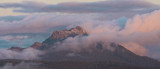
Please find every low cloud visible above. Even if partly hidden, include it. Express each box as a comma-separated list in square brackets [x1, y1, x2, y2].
[0, 14, 90, 35]
[52, 9, 160, 57]
[84, 10, 160, 57]
[0, 48, 42, 60]
[0, 62, 34, 69]
[121, 42, 148, 56]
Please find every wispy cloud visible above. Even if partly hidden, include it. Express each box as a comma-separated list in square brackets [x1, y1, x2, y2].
[0, 13, 102, 35]
[1, 35, 29, 41]
[0, 1, 159, 14]
[0, 16, 25, 22]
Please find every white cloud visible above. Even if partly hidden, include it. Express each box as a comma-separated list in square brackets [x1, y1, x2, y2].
[59, 9, 160, 57]
[0, 14, 96, 35]
[0, 62, 34, 69]
[0, 48, 42, 60]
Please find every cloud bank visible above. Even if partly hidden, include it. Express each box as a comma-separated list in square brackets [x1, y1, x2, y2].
[0, 14, 89, 35]
[52, 9, 160, 57]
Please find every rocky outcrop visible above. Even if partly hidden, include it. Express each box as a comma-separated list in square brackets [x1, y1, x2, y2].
[31, 42, 44, 49]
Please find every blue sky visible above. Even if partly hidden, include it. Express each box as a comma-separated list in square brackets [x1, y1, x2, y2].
[0, 0, 160, 59]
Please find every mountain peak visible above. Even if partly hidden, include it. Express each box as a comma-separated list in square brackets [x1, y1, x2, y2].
[70, 26, 83, 31]
[51, 26, 86, 39]
[7, 26, 160, 67]
[43, 26, 87, 45]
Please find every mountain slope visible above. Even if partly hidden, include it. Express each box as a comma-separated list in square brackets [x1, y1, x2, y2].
[30, 26, 160, 66]
[8, 26, 160, 67]
[32, 26, 88, 50]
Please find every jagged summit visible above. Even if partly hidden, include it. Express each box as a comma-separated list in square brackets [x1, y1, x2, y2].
[43, 26, 87, 45]
[27, 26, 87, 50]
[51, 26, 86, 39]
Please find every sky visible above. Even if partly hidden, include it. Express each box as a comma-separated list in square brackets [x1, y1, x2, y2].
[0, 0, 159, 16]
[0, 0, 101, 16]
[0, 0, 160, 60]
